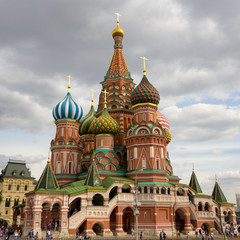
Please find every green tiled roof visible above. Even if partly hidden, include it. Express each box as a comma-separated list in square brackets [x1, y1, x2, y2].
[212, 181, 227, 203]
[189, 171, 202, 193]
[35, 161, 59, 190]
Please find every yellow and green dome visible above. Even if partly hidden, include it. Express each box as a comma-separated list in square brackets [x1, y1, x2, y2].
[92, 108, 119, 135]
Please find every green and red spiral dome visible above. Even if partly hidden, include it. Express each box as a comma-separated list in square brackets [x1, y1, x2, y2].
[131, 75, 160, 106]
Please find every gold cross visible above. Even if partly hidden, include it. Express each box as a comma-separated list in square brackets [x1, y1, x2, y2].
[140, 56, 149, 75]
[48, 151, 50, 163]
[66, 75, 72, 92]
[102, 89, 109, 108]
[91, 89, 95, 106]
[192, 163, 194, 172]
[115, 13, 121, 23]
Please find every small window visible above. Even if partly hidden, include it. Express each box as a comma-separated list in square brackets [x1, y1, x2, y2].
[17, 185, 20, 191]
[5, 211, 8, 215]
[161, 187, 166, 194]
[69, 162, 72, 174]
[12, 170, 17, 176]
[168, 188, 171, 195]
[25, 185, 28, 191]
[8, 184, 11, 190]
[156, 187, 159, 194]
[144, 186, 148, 194]
[150, 187, 154, 194]
[20, 171, 25, 177]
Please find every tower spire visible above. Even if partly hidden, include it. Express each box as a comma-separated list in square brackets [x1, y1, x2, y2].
[102, 89, 109, 109]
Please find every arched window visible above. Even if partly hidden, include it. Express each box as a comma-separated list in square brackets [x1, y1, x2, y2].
[122, 184, 131, 193]
[144, 186, 148, 194]
[8, 184, 11, 190]
[204, 202, 209, 211]
[168, 188, 171, 195]
[156, 187, 159, 194]
[198, 202, 203, 211]
[150, 187, 154, 194]
[177, 188, 184, 196]
[92, 194, 104, 206]
[138, 187, 142, 194]
[161, 187, 166, 194]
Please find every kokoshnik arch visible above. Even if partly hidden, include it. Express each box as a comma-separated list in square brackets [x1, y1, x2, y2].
[15, 17, 236, 238]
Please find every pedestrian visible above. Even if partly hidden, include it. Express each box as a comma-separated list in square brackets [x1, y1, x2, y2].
[84, 232, 90, 240]
[210, 232, 213, 240]
[195, 228, 198, 238]
[163, 231, 166, 240]
[76, 228, 79, 239]
[160, 232, 163, 240]
[0, 230, 2, 240]
[34, 232, 39, 240]
[131, 227, 135, 236]
[177, 230, 180, 238]
[79, 234, 82, 240]
[187, 232, 190, 240]
[199, 229, 202, 236]
[46, 230, 51, 240]
[14, 230, 18, 240]
[140, 231, 143, 240]
[55, 222, 58, 231]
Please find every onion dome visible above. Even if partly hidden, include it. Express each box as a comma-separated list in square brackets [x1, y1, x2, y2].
[112, 21, 124, 38]
[131, 75, 160, 106]
[79, 105, 96, 135]
[164, 129, 172, 144]
[157, 111, 170, 129]
[91, 108, 119, 135]
[52, 79, 83, 121]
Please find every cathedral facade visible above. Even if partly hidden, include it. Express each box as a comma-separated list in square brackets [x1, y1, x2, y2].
[21, 19, 236, 237]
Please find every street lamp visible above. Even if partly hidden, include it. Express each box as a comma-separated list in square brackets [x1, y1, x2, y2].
[132, 168, 144, 240]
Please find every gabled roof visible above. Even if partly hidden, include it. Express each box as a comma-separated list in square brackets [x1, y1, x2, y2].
[212, 181, 227, 203]
[0, 160, 33, 179]
[189, 171, 202, 193]
[35, 160, 59, 190]
[84, 158, 102, 187]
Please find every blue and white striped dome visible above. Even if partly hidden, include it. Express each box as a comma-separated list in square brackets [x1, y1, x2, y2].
[52, 92, 83, 121]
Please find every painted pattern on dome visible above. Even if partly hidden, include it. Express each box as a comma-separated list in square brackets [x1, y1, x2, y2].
[131, 76, 160, 105]
[79, 105, 96, 135]
[92, 108, 119, 135]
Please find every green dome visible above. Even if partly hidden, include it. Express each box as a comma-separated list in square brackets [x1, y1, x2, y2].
[92, 108, 119, 135]
[79, 105, 96, 135]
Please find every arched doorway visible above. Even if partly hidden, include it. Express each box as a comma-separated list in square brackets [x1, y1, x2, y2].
[175, 209, 186, 232]
[110, 207, 117, 235]
[51, 203, 60, 231]
[201, 223, 210, 233]
[69, 197, 81, 217]
[122, 207, 134, 234]
[92, 223, 104, 236]
[41, 203, 51, 230]
[109, 186, 118, 201]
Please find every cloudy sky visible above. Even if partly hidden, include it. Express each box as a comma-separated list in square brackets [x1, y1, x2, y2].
[0, 0, 239, 203]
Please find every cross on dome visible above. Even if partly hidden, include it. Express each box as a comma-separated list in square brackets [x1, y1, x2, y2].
[115, 12, 121, 23]
[102, 89, 109, 108]
[140, 56, 149, 75]
[66, 75, 72, 92]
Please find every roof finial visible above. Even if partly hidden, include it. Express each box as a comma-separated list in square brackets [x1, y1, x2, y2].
[140, 56, 149, 76]
[215, 174, 218, 183]
[102, 89, 109, 109]
[192, 163, 194, 172]
[115, 12, 121, 24]
[48, 151, 50, 163]
[91, 89, 95, 106]
[66, 75, 72, 92]
[92, 151, 95, 162]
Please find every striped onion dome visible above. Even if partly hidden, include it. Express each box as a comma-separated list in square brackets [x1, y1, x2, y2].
[91, 108, 119, 135]
[157, 111, 170, 129]
[52, 92, 83, 121]
[79, 105, 96, 135]
[131, 75, 160, 106]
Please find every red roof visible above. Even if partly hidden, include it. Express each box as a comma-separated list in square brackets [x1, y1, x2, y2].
[157, 111, 170, 129]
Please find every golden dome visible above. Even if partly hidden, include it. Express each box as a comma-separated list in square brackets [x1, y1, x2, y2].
[112, 21, 124, 38]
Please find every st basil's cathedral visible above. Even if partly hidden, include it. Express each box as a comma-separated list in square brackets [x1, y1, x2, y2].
[16, 18, 236, 238]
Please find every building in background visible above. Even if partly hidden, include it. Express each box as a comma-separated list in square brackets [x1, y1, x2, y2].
[0, 160, 36, 226]
[21, 18, 237, 238]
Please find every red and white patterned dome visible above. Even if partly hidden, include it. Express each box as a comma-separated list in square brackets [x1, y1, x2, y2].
[157, 111, 170, 129]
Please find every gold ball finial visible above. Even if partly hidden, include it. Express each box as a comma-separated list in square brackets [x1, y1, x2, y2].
[47, 151, 50, 163]
[66, 75, 72, 92]
[91, 89, 95, 106]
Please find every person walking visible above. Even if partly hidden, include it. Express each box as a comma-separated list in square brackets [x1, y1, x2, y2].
[140, 232, 143, 240]
[14, 230, 18, 240]
[160, 232, 163, 240]
[34, 232, 39, 240]
[163, 231, 166, 240]
[187, 232, 190, 240]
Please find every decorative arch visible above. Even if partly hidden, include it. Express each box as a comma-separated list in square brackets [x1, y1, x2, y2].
[92, 194, 104, 206]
